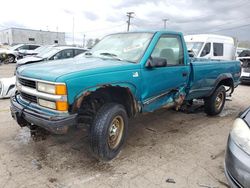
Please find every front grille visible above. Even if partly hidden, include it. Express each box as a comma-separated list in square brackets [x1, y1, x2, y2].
[20, 92, 37, 103]
[18, 77, 36, 89]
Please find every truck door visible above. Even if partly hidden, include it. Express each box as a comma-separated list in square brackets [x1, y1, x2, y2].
[141, 34, 189, 112]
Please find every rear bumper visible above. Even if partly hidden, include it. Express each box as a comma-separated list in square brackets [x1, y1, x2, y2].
[10, 94, 77, 134]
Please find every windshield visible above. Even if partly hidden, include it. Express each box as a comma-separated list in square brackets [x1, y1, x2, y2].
[239, 50, 250, 57]
[36, 47, 60, 58]
[186, 42, 204, 56]
[34, 45, 52, 53]
[86, 33, 153, 63]
[9, 44, 23, 51]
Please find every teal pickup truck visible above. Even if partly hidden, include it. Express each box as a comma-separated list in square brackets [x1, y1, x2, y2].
[11, 31, 241, 160]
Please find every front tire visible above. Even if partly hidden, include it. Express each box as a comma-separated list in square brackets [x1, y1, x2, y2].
[4, 54, 15, 64]
[90, 103, 128, 161]
[204, 85, 226, 116]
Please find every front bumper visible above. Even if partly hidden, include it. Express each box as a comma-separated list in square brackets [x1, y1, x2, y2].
[10, 94, 77, 134]
[240, 76, 250, 83]
[224, 136, 250, 188]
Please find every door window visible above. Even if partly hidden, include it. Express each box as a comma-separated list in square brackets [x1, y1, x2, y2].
[200, 43, 211, 57]
[51, 49, 74, 60]
[74, 49, 85, 56]
[151, 35, 184, 66]
[213, 43, 223, 56]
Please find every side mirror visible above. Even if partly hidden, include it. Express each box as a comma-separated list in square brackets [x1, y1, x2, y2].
[145, 56, 167, 68]
[188, 50, 195, 58]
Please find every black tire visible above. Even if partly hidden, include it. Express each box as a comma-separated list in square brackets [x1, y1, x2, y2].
[90, 103, 128, 161]
[4, 54, 15, 64]
[204, 85, 226, 116]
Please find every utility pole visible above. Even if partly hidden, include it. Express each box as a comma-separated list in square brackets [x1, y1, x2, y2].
[72, 16, 75, 45]
[83, 34, 86, 48]
[163, 18, 168, 29]
[126, 12, 134, 32]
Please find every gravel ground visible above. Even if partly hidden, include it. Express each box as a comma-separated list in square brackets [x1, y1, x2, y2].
[0, 63, 249, 188]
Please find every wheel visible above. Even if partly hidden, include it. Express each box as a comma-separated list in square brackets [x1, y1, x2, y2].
[90, 103, 128, 161]
[4, 54, 15, 64]
[204, 85, 226, 116]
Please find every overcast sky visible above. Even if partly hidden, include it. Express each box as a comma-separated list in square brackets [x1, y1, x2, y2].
[0, 0, 249, 44]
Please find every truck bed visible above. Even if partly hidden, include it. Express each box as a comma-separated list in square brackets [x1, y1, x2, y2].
[186, 59, 241, 100]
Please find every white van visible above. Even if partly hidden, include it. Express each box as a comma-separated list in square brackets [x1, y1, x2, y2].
[184, 34, 237, 60]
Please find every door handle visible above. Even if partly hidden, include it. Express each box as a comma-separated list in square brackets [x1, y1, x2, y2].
[182, 72, 188, 77]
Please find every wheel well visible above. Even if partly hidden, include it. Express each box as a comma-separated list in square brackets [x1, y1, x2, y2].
[8, 54, 15, 57]
[218, 78, 233, 87]
[75, 86, 138, 125]
[217, 78, 234, 94]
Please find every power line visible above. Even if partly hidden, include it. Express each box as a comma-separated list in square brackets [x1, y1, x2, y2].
[212, 23, 250, 32]
[185, 15, 250, 33]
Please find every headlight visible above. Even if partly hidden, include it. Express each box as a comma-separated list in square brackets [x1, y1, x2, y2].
[37, 82, 67, 95]
[38, 98, 68, 111]
[38, 99, 56, 109]
[230, 118, 250, 155]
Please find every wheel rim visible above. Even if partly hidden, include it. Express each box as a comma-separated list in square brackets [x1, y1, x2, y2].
[108, 115, 124, 149]
[215, 91, 224, 110]
[8, 56, 14, 63]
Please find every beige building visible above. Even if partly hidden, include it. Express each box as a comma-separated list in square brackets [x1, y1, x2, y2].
[0, 28, 66, 45]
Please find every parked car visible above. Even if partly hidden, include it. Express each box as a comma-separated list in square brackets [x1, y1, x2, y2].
[0, 46, 86, 99]
[0, 44, 41, 63]
[19, 45, 58, 58]
[0, 76, 16, 99]
[16, 46, 86, 67]
[237, 50, 250, 83]
[185, 34, 237, 60]
[236, 47, 249, 58]
[11, 31, 241, 161]
[225, 107, 250, 188]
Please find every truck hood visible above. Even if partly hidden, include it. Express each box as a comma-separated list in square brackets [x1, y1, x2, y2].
[17, 56, 43, 65]
[17, 57, 138, 82]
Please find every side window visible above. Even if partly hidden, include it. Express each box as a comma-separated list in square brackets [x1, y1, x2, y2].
[200, 43, 211, 57]
[50, 51, 62, 60]
[62, 49, 74, 58]
[74, 49, 85, 56]
[213, 43, 223, 56]
[151, 35, 184, 66]
[51, 49, 74, 60]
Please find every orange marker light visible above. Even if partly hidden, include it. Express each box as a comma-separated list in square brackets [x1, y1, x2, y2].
[56, 85, 67, 95]
[56, 101, 68, 111]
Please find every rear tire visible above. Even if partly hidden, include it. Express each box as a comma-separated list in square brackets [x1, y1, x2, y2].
[204, 85, 226, 116]
[90, 103, 128, 161]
